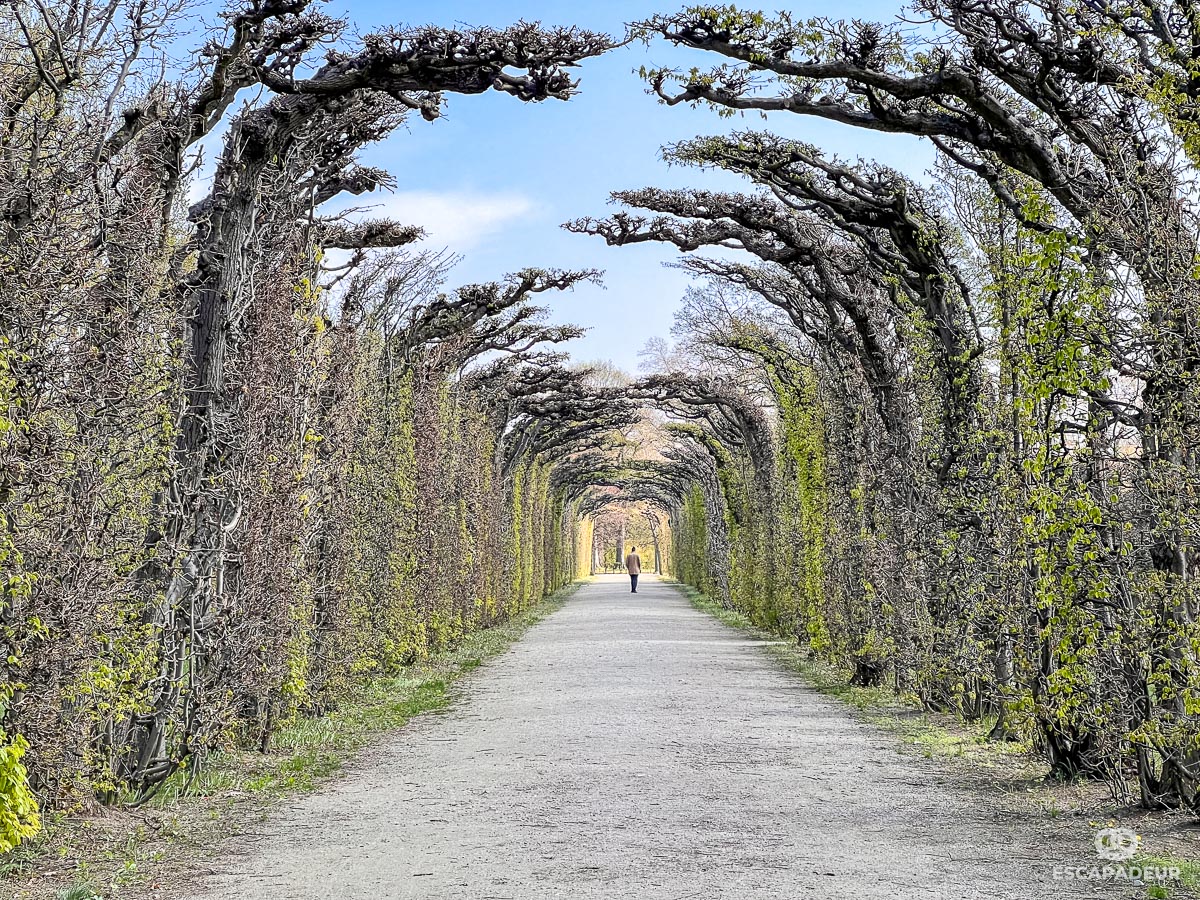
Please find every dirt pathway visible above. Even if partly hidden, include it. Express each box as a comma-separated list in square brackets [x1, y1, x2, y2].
[185, 575, 1136, 899]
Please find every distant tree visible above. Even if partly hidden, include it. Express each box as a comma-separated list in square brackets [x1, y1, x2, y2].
[637, 336, 688, 374]
[579, 359, 634, 389]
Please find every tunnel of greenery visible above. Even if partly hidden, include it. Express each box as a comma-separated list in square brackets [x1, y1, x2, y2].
[8, 0, 1200, 858]
[565, 1, 1200, 819]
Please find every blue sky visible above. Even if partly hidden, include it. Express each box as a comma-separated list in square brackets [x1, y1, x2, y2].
[324, 0, 932, 371]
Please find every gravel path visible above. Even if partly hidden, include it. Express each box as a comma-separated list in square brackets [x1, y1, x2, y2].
[186, 575, 1135, 899]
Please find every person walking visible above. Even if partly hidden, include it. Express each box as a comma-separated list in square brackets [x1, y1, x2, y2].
[625, 545, 642, 593]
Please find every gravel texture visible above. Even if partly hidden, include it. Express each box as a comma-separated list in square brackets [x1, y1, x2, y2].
[185, 574, 1136, 899]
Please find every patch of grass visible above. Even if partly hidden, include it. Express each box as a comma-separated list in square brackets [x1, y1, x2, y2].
[1137, 854, 1200, 898]
[4, 583, 579, 899]
[56, 883, 101, 900]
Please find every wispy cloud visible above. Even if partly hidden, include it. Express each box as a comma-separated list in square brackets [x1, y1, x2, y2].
[368, 190, 538, 252]
[186, 178, 537, 255]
